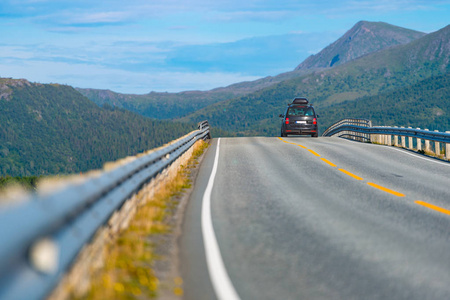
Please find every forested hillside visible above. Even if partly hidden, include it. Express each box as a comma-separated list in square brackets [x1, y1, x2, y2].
[180, 24, 450, 136]
[0, 79, 196, 177]
[76, 88, 240, 120]
[320, 73, 450, 131]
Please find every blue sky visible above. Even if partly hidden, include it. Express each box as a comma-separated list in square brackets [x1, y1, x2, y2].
[0, 0, 449, 94]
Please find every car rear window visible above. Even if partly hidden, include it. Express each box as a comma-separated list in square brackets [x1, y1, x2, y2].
[287, 106, 314, 117]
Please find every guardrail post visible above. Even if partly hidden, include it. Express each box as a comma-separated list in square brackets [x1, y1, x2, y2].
[446, 131, 450, 160]
[393, 129, 399, 147]
[387, 134, 392, 146]
[400, 127, 406, 148]
[434, 130, 440, 156]
[368, 120, 372, 142]
[424, 129, 431, 153]
[416, 128, 422, 151]
[408, 127, 413, 149]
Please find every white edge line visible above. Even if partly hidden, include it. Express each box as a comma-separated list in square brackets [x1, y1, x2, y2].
[201, 138, 241, 300]
[386, 146, 450, 167]
[340, 138, 450, 167]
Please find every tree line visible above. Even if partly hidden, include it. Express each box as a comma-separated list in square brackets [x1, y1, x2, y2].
[0, 82, 196, 177]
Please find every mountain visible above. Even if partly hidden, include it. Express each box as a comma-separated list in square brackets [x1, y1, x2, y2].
[0, 79, 195, 177]
[180, 24, 450, 136]
[295, 21, 425, 70]
[79, 21, 424, 121]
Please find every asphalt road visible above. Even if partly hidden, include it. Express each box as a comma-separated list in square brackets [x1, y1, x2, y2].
[180, 137, 450, 300]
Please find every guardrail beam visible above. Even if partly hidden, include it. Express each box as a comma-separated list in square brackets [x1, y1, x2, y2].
[0, 121, 211, 300]
[322, 119, 450, 161]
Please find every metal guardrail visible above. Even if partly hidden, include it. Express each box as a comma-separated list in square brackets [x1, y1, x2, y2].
[0, 121, 210, 300]
[322, 118, 450, 143]
[321, 118, 372, 139]
[322, 118, 450, 158]
[198, 120, 212, 139]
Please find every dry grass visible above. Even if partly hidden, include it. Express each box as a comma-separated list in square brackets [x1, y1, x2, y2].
[77, 140, 209, 300]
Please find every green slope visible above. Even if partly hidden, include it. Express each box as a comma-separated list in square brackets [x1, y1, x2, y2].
[320, 73, 450, 132]
[0, 79, 196, 177]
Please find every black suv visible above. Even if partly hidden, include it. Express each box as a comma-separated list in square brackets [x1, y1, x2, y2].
[279, 97, 318, 137]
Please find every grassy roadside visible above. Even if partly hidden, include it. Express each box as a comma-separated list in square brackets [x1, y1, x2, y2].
[79, 139, 209, 300]
[0, 176, 41, 191]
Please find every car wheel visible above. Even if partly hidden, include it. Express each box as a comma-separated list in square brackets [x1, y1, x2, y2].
[281, 130, 287, 137]
[312, 133, 318, 138]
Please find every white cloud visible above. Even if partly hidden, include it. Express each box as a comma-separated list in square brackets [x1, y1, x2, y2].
[66, 11, 133, 25]
[334, 0, 443, 13]
[0, 45, 35, 59]
[208, 10, 293, 22]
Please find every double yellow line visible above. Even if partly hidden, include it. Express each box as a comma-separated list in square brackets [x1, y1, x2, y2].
[278, 137, 450, 216]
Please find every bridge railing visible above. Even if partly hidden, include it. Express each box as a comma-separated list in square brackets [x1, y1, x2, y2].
[321, 118, 372, 142]
[322, 118, 450, 160]
[0, 121, 210, 300]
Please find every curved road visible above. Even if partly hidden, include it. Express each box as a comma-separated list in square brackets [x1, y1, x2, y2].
[180, 137, 450, 300]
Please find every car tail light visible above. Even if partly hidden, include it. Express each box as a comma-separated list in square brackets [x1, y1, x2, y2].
[313, 118, 317, 125]
[285, 118, 289, 125]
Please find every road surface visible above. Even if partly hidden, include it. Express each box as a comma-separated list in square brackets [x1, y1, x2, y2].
[180, 137, 450, 300]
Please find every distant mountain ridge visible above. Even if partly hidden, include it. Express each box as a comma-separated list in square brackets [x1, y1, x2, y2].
[76, 88, 242, 120]
[79, 21, 425, 120]
[295, 21, 425, 70]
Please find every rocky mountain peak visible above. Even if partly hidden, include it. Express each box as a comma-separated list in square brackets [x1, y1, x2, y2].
[295, 21, 425, 70]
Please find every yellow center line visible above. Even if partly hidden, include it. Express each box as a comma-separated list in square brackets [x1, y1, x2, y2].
[338, 168, 364, 180]
[415, 201, 450, 215]
[278, 138, 417, 203]
[308, 149, 321, 157]
[278, 137, 308, 149]
[321, 158, 337, 167]
[367, 182, 405, 197]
